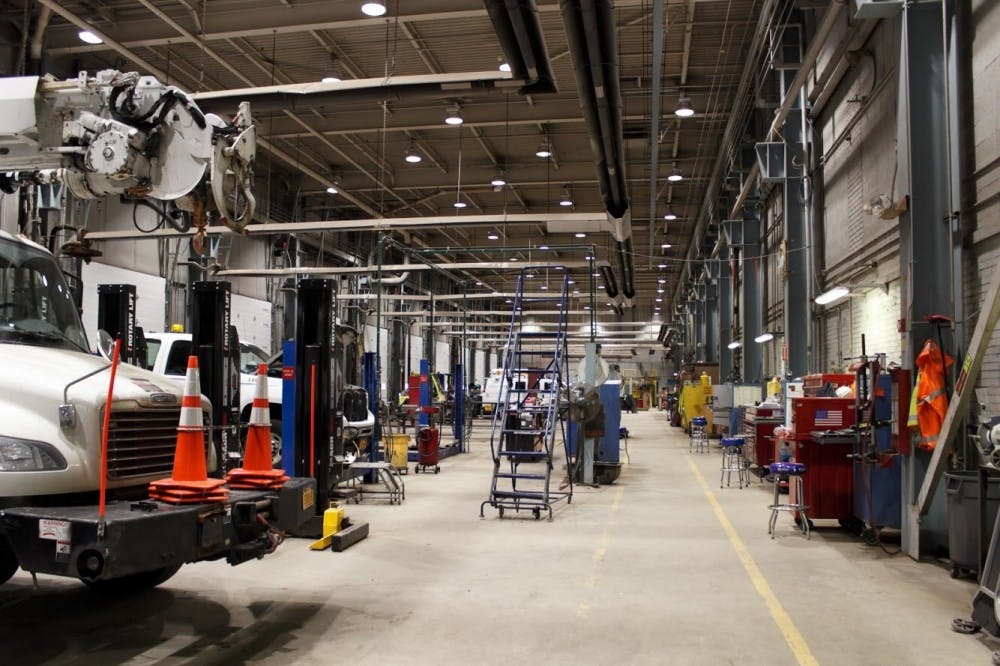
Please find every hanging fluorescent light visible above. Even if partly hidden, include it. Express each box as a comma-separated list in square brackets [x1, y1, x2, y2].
[322, 57, 343, 83]
[815, 286, 850, 305]
[403, 140, 422, 163]
[78, 30, 103, 45]
[664, 210, 677, 221]
[539, 245, 550, 251]
[535, 140, 552, 158]
[674, 95, 695, 118]
[453, 199, 467, 209]
[727, 341, 742, 350]
[326, 185, 339, 195]
[754, 332, 775, 343]
[361, 0, 387, 17]
[487, 231, 499, 240]
[444, 105, 464, 126]
[667, 166, 683, 182]
[661, 243, 672, 249]
[559, 188, 573, 207]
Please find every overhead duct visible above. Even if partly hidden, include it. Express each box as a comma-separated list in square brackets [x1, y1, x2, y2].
[483, 0, 558, 94]
[559, 0, 634, 304]
[191, 71, 517, 114]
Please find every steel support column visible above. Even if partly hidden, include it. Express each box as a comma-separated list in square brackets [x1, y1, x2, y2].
[718, 245, 735, 380]
[705, 261, 720, 365]
[899, 3, 954, 559]
[741, 192, 763, 384]
[778, 25, 810, 377]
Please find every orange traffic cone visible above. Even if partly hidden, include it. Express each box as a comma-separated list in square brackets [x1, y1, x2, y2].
[226, 363, 289, 490]
[148, 356, 228, 504]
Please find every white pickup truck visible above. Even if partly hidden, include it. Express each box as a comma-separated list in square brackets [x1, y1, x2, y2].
[142, 333, 377, 467]
[0, 231, 313, 589]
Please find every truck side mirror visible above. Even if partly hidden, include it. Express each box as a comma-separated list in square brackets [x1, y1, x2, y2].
[96, 329, 115, 361]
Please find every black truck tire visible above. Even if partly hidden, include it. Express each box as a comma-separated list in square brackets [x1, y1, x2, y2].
[0, 536, 19, 585]
[83, 563, 182, 594]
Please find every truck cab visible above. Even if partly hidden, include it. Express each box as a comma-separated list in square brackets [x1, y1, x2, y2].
[0, 231, 197, 584]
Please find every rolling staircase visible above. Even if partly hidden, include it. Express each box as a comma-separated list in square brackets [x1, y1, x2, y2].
[480, 267, 572, 521]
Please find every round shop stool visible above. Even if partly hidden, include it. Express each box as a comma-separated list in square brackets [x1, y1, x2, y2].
[720, 437, 749, 488]
[689, 416, 709, 453]
[767, 462, 810, 539]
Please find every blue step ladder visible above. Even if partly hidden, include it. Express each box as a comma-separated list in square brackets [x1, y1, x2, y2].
[480, 267, 572, 521]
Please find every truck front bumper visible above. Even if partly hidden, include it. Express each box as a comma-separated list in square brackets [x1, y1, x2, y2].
[0, 477, 315, 581]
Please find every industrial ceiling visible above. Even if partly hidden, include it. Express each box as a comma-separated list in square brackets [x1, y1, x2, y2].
[12, 0, 767, 353]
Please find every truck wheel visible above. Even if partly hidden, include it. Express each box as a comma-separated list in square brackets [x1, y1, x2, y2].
[83, 564, 182, 594]
[0, 536, 18, 585]
[270, 419, 283, 467]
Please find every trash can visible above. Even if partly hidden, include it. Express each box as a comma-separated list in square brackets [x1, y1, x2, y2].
[946, 471, 1000, 576]
[387, 434, 410, 472]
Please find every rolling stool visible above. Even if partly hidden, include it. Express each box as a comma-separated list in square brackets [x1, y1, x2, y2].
[689, 416, 708, 453]
[767, 461, 809, 539]
[720, 437, 748, 488]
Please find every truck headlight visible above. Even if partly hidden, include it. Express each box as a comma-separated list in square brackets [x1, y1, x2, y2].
[0, 436, 68, 471]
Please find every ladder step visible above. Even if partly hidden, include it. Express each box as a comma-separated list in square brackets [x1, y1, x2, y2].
[516, 332, 558, 339]
[494, 472, 547, 480]
[498, 450, 548, 459]
[502, 428, 547, 436]
[492, 490, 546, 500]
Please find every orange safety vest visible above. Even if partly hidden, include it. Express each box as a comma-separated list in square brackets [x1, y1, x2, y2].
[914, 340, 953, 451]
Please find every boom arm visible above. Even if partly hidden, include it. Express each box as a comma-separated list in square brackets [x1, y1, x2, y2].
[0, 70, 255, 233]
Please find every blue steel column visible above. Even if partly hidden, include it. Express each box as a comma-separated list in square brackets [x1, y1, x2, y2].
[705, 262, 719, 365]
[694, 277, 708, 363]
[363, 351, 378, 462]
[778, 25, 809, 377]
[899, 4, 953, 558]
[741, 208, 763, 383]
[717, 249, 734, 379]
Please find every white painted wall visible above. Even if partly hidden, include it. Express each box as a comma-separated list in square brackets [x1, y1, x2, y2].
[80, 261, 166, 351]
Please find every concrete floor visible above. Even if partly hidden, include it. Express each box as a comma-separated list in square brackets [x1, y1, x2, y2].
[1, 410, 996, 664]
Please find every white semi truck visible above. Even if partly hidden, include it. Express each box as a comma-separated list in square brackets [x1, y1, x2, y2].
[0, 69, 315, 591]
[0, 231, 315, 590]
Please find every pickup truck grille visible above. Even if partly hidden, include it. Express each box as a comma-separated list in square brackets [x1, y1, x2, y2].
[106, 408, 204, 480]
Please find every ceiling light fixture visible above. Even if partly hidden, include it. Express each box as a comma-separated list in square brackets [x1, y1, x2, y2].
[727, 341, 742, 350]
[754, 332, 775, 344]
[499, 61, 512, 73]
[403, 140, 422, 163]
[815, 286, 850, 305]
[487, 231, 499, 240]
[453, 200, 467, 209]
[361, 0, 387, 17]
[490, 172, 507, 188]
[535, 139, 552, 158]
[667, 165, 683, 182]
[664, 210, 677, 221]
[661, 243, 672, 249]
[539, 244, 550, 251]
[559, 187, 573, 207]
[79, 30, 103, 45]
[674, 95, 695, 118]
[575, 232, 586, 238]
[326, 185, 338, 195]
[322, 57, 343, 83]
[444, 105, 464, 126]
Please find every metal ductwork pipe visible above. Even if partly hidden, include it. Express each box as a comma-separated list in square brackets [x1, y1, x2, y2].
[483, 0, 558, 94]
[559, 0, 634, 303]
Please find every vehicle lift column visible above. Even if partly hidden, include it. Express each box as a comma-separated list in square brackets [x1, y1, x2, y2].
[291, 279, 340, 532]
[191, 281, 240, 476]
[96, 283, 146, 367]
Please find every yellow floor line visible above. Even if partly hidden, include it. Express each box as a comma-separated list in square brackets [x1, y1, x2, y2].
[578, 467, 627, 615]
[686, 456, 820, 666]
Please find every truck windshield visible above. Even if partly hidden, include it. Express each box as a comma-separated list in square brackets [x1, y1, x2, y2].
[0, 236, 89, 353]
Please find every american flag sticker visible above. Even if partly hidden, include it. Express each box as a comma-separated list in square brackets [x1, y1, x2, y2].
[815, 409, 843, 427]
